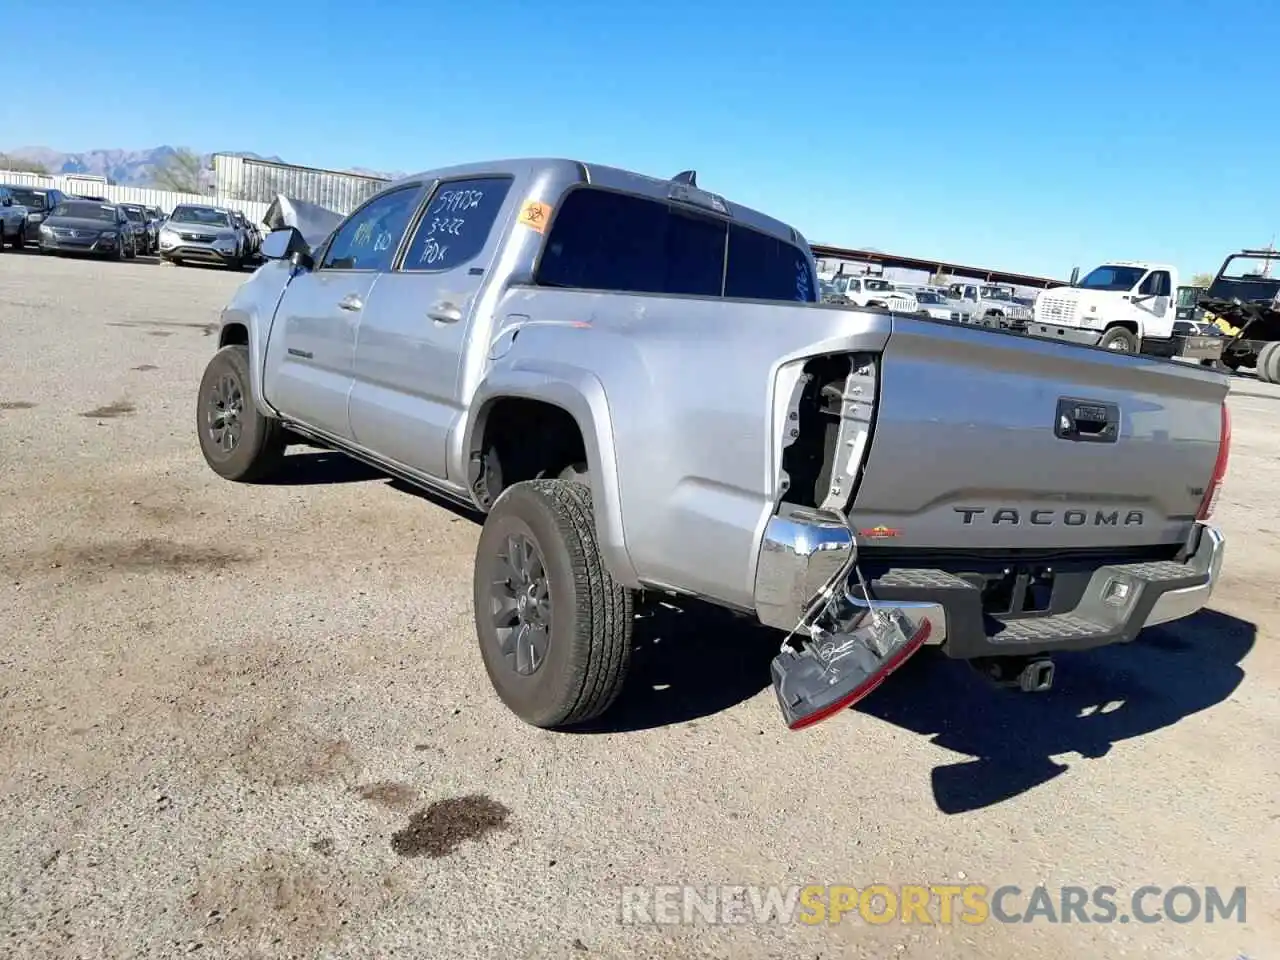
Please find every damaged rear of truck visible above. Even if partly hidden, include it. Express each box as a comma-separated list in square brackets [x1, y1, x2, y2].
[758, 318, 1228, 726]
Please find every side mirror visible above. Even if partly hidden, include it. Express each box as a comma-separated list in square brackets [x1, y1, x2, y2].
[261, 226, 312, 267]
[1069, 266, 1080, 286]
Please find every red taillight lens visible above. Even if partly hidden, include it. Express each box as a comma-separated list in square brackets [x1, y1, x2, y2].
[788, 619, 932, 730]
[1196, 404, 1231, 522]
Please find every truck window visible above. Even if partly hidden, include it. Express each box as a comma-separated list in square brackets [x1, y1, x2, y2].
[724, 223, 815, 302]
[401, 176, 512, 272]
[1139, 270, 1171, 297]
[535, 187, 815, 302]
[320, 185, 422, 272]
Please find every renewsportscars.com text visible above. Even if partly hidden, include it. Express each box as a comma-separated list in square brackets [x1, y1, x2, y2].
[620, 884, 1247, 926]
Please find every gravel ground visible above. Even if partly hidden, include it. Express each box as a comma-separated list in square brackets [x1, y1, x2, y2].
[1, 252, 1277, 960]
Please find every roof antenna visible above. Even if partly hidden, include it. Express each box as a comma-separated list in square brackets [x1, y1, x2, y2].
[671, 170, 698, 187]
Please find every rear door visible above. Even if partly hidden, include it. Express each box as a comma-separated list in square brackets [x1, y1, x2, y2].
[261, 183, 425, 441]
[348, 174, 518, 480]
[849, 317, 1228, 551]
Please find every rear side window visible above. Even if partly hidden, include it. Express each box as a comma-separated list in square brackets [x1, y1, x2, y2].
[402, 176, 512, 272]
[535, 188, 814, 302]
[725, 223, 815, 302]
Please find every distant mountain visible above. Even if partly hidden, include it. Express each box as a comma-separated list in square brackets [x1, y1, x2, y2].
[0, 145, 400, 186]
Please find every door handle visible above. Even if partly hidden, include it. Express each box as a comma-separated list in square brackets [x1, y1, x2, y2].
[338, 293, 364, 312]
[428, 300, 463, 324]
[1054, 397, 1119, 444]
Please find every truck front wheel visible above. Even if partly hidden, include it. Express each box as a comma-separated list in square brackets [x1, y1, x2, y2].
[473, 479, 633, 729]
[1099, 326, 1139, 353]
[196, 344, 287, 481]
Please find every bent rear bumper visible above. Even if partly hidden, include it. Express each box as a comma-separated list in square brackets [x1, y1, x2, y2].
[754, 514, 1225, 657]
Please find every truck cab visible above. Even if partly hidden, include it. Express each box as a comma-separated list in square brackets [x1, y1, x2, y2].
[1029, 261, 1222, 364]
[1031, 261, 1176, 352]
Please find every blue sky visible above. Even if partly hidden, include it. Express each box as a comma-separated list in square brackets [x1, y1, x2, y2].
[4, 0, 1275, 280]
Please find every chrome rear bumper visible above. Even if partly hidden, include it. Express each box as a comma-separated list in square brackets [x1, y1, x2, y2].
[754, 512, 1225, 655]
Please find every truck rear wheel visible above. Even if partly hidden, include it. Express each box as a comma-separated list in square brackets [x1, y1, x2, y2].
[196, 344, 287, 481]
[1099, 326, 1139, 353]
[473, 479, 632, 729]
[1255, 342, 1280, 383]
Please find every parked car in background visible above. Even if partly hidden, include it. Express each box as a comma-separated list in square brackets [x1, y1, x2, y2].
[38, 199, 138, 259]
[827, 275, 919, 312]
[946, 281, 1033, 328]
[1, 185, 69, 245]
[0, 185, 30, 250]
[230, 210, 260, 259]
[912, 288, 962, 321]
[158, 204, 247, 268]
[118, 204, 153, 254]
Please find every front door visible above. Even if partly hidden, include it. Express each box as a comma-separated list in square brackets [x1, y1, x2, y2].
[349, 174, 518, 481]
[261, 182, 427, 441]
[261, 270, 378, 440]
[1132, 269, 1173, 338]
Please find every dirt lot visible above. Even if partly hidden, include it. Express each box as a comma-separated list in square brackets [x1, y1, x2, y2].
[1, 252, 1277, 960]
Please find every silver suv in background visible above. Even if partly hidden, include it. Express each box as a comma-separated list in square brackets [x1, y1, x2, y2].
[158, 204, 247, 268]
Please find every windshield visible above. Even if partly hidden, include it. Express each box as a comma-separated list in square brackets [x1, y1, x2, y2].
[171, 206, 231, 227]
[1078, 265, 1147, 291]
[864, 278, 892, 291]
[122, 207, 144, 221]
[8, 188, 47, 210]
[830, 277, 850, 293]
[915, 291, 943, 304]
[981, 286, 1012, 301]
[52, 201, 117, 222]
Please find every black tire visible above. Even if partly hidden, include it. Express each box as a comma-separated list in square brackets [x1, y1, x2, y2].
[473, 479, 633, 729]
[114, 239, 126, 261]
[1098, 326, 1140, 353]
[1256, 342, 1280, 384]
[1221, 354, 1242, 372]
[0, 222, 7, 251]
[196, 344, 286, 482]
[12, 225, 24, 250]
[171, 257, 184, 267]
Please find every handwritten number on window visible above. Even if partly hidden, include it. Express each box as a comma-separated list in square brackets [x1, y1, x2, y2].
[429, 189, 485, 215]
[419, 238, 449, 265]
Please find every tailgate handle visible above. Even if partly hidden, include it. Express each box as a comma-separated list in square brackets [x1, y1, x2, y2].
[1055, 398, 1119, 443]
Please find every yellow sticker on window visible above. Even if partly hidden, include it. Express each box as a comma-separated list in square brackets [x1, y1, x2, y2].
[518, 200, 552, 233]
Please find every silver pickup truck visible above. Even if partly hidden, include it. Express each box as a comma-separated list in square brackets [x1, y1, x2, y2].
[196, 159, 1231, 731]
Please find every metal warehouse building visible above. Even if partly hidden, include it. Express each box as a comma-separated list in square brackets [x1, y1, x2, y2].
[212, 154, 391, 215]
